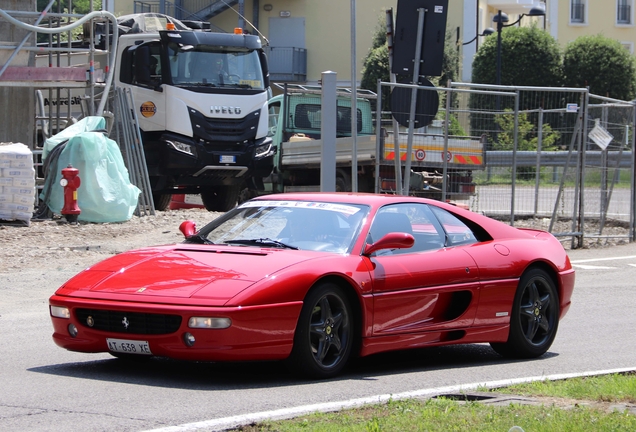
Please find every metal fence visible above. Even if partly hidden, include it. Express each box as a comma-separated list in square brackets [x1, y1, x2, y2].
[376, 81, 636, 248]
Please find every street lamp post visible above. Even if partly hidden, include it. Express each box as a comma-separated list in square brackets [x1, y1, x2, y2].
[492, 6, 545, 113]
[493, 6, 546, 87]
[457, 27, 495, 48]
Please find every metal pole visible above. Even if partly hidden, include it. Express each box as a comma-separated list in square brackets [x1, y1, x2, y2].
[442, 81, 451, 201]
[510, 90, 519, 225]
[321, 71, 337, 192]
[404, 7, 427, 194]
[631, 103, 636, 241]
[495, 9, 503, 115]
[375, 79, 382, 193]
[350, 0, 358, 192]
[534, 108, 543, 216]
[386, 8, 402, 195]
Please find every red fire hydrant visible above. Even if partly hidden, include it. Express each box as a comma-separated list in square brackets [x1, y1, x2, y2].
[60, 164, 81, 223]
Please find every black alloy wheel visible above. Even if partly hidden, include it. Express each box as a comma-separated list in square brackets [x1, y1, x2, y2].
[287, 283, 353, 379]
[491, 268, 560, 358]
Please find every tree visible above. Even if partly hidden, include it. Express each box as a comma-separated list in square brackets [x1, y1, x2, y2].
[469, 25, 562, 142]
[563, 34, 636, 101]
[36, 0, 103, 43]
[360, 15, 460, 117]
[494, 111, 561, 180]
[471, 25, 562, 88]
[37, 0, 101, 15]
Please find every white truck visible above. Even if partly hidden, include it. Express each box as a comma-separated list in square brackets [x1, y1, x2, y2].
[38, 13, 274, 211]
[244, 85, 485, 201]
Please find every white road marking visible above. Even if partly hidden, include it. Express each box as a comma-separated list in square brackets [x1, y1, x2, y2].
[142, 367, 636, 432]
[570, 255, 636, 264]
[571, 264, 616, 270]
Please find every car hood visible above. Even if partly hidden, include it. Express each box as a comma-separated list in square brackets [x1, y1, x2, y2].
[56, 244, 320, 304]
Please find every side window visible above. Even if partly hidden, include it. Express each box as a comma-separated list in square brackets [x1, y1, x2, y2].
[120, 42, 162, 87]
[268, 103, 280, 137]
[335, 106, 363, 136]
[368, 203, 446, 254]
[429, 206, 477, 246]
[294, 104, 321, 130]
[119, 46, 134, 84]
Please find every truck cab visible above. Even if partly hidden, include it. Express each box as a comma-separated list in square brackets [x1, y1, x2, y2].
[114, 15, 274, 211]
[263, 85, 377, 194]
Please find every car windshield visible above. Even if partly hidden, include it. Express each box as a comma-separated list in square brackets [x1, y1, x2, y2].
[195, 200, 370, 253]
[167, 44, 265, 89]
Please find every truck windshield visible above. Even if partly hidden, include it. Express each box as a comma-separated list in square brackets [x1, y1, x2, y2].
[167, 44, 264, 90]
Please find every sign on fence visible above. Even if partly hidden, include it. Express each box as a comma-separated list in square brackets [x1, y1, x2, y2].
[589, 119, 614, 150]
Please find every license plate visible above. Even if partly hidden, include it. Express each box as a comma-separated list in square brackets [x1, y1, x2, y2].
[107, 338, 152, 355]
[220, 155, 236, 163]
[184, 194, 203, 205]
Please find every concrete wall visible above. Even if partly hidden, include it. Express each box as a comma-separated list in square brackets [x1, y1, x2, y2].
[0, 0, 36, 148]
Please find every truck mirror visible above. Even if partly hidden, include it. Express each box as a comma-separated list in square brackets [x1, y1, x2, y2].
[258, 50, 270, 89]
[134, 45, 152, 85]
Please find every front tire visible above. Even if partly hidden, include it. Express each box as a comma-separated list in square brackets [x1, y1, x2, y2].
[153, 193, 172, 211]
[287, 283, 353, 379]
[201, 186, 240, 212]
[490, 268, 560, 358]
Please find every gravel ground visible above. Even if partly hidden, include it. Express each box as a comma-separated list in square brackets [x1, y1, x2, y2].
[0, 207, 630, 274]
[0, 208, 219, 273]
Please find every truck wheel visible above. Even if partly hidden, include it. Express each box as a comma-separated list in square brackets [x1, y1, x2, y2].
[153, 193, 172, 211]
[201, 186, 239, 212]
[336, 169, 351, 192]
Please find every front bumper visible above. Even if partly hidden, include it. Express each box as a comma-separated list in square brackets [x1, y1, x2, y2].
[49, 295, 301, 361]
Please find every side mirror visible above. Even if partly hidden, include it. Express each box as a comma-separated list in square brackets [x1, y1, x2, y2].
[179, 220, 197, 238]
[363, 232, 415, 256]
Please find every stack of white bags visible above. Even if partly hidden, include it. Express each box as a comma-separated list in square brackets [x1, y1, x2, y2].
[0, 143, 35, 225]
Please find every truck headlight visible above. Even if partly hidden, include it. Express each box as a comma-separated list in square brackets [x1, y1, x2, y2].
[167, 140, 197, 157]
[254, 143, 273, 159]
[188, 317, 231, 329]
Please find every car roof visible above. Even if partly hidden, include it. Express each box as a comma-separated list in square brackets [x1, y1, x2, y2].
[251, 192, 529, 241]
[254, 192, 438, 207]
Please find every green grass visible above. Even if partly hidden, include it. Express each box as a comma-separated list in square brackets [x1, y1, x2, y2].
[494, 373, 636, 404]
[232, 373, 636, 432]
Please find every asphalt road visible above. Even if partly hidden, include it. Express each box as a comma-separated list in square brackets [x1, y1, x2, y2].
[1, 242, 635, 431]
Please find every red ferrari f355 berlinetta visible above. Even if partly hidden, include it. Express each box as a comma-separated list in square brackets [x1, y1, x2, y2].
[49, 193, 575, 379]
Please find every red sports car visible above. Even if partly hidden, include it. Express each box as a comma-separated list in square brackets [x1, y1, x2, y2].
[49, 193, 575, 379]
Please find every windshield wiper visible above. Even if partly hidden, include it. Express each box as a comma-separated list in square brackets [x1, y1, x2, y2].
[216, 82, 253, 89]
[175, 82, 218, 88]
[224, 238, 298, 250]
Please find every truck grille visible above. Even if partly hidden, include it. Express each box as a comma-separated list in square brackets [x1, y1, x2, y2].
[189, 107, 260, 143]
[75, 308, 182, 335]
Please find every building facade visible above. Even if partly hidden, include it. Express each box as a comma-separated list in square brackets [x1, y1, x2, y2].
[459, 0, 636, 82]
[115, 0, 464, 86]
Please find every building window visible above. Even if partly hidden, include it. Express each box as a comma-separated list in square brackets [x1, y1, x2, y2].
[621, 42, 634, 53]
[571, 0, 586, 23]
[617, 0, 632, 24]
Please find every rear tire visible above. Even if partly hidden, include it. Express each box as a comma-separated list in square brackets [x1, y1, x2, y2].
[287, 283, 353, 379]
[490, 268, 559, 358]
[201, 186, 240, 212]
